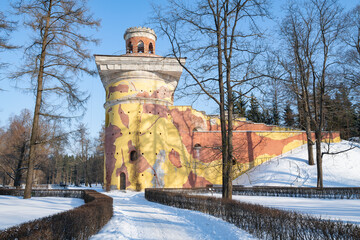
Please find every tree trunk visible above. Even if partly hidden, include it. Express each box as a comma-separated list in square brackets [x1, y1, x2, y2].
[305, 113, 315, 165]
[14, 142, 26, 188]
[224, 12, 233, 199]
[85, 156, 89, 187]
[23, 0, 52, 199]
[211, 1, 229, 199]
[302, 90, 315, 166]
[315, 130, 323, 188]
[224, 86, 233, 200]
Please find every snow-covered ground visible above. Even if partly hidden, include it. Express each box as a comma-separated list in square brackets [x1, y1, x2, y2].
[66, 184, 104, 192]
[233, 195, 360, 225]
[233, 141, 360, 187]
[219, 141, 360, 225]
[91, 191, 256, 240]
[202, 193, 360, 225]
[0, 196, 84, 230]
[1, 141, 359, 238]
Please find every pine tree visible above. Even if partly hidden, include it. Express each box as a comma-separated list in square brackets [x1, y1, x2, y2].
[233, 92, 247, 118]
[324, 86, 358, 139]
[271, 103, 280, 125]
[247, 95, 262, 123]
[355, 107, 360, 137]
[283, 103, 295, 127]
[261, 109, 272, 125]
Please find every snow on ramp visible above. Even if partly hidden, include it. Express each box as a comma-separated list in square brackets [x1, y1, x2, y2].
[233, 141, 360, 187]
[91, 191, 256, 240]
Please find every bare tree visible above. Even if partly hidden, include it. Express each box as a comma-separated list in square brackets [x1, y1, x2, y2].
[0, 109, 31, 187]
[309, 0, 344, 188]
[153, 0, 268, 199]
[12, 0, 99, 199]
[342, 5, 360, 98]
[88, 124, 105, 185]
[73, 123, 91, 187]
[275, 1, 317, 166]
[276, 0, 345, 188]
[47, 122, 68, 184]
[0, 9, 17, 90]
[0, 11, 17, 52]
[0, 109, 54, 187]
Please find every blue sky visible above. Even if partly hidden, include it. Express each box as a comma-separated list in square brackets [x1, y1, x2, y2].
[0, 0, 170, 139]
[0, 0, 358, 140]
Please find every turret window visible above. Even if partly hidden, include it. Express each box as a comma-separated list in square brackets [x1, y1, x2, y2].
[149, 42, 154, 54]
[137, 41, 144, 53]
[127, 42, 133, 53]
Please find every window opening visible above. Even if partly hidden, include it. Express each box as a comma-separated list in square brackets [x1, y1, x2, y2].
[149, 42, 154, 53]
[127, 42, 133, 53]
[137, 40, 144, 53]
[130, 150, 137, 161]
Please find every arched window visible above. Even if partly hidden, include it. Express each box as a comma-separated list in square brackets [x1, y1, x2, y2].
[194, 143, 202, 149]
[137, 40, 144, 53]
[130, 150, 137, 161]
[193, 127, 203, 132]
[127, 42, 133, 53]
[149, 42, 154, 54]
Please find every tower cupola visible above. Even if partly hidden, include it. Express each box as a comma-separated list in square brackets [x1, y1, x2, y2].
[124, 27, 157, 54]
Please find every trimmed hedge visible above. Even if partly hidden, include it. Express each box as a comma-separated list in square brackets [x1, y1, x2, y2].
[145, 188, 360, 239]
[149, 186, 360, 199]
[229, 186, 360, 199]
[0, 188, 84, 198]
[0, 189, 113, 240]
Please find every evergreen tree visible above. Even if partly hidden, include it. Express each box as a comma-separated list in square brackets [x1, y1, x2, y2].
[283, 103, 295, 127]
[247, 95, 262, 123]
[271, 100, 280, 125]
[261, 109, 273, 125]
[233, 92, 247, 118]
[355, 107, 360, 137]
[324, 86, 358, 139]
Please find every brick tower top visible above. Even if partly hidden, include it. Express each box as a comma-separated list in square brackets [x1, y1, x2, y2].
[124, 27, 157, 54]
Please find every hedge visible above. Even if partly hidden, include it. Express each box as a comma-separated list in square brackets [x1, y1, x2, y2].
[0, 189, 113, 240]
[154, 186, 360, 199]
[226, 186, 360, 199]
[145, 188, 360, 240]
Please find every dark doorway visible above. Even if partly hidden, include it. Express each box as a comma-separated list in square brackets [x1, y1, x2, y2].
[120, 172, 126, 190]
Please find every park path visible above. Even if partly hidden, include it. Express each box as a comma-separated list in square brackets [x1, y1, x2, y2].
[90, 191, 255, 240]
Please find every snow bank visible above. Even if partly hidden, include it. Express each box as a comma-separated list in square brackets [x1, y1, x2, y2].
[0, 196, 84, 230]
[233, 141, 360, 187]
[232, 195, 360, 225]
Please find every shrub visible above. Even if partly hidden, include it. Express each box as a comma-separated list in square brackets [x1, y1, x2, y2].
[145, 188, 360, 239]
[0, 189, 113, 240]
[202, 186, 360, 199]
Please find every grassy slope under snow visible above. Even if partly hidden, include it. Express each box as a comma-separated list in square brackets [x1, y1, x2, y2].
[233, 141, 360, 187]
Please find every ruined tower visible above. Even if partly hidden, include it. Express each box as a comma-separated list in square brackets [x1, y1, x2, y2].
[95, 27, 186, 191]
[95, 27, 341, 192]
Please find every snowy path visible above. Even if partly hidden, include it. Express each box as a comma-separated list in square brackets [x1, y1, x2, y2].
[91, 191, 256, 240]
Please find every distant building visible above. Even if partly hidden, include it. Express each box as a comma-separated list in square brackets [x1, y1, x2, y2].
[95, 27, 340, 191]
